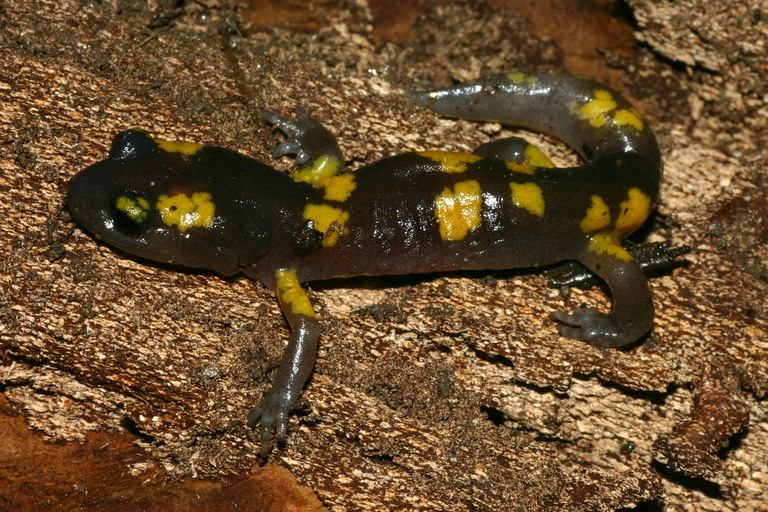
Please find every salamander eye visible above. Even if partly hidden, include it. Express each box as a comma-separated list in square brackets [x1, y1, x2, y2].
[112, 194, 151, 235]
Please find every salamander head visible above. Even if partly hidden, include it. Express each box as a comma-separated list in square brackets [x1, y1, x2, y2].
[68, 129, 246, 275]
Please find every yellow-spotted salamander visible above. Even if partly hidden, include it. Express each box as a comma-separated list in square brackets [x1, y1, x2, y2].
[67, 72, 687, 457]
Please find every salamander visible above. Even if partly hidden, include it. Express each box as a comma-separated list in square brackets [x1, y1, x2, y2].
[67, 72, 686, 457]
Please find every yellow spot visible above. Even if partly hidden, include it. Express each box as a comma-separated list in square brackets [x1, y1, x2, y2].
[275, 269, 316, 318]
[156, 192, 215, 232]
[576, 90, 617, 128]
[115, 195, 150, 223]
[434, 180, 483, 241]
[588, 233, 633, 261]
[507, 72, 538, 84]
[418, 150, 482, 173]
[509, 182, 544, 217]
[303, 203, 349, 247]
[615, 187, 651, 234]
[319, 173, 356, 202]
[154, 138, 204, 156]
[580, 195, 611, 232]
[291, 155, 341, 184]
[613, 108, 645, 131]
[523, 144, 555, 168]
[505, 161, 536, 175]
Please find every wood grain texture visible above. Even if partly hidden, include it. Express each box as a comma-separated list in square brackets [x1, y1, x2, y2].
[1, 0, 766, 510]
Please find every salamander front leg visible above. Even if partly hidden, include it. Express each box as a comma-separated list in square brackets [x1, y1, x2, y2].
[263, 107, 345, 184]
[550, 236, 654, 348]
[248, 269, 320, 458]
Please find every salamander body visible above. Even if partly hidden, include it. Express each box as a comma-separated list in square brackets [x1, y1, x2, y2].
[67, 72, 677, 456]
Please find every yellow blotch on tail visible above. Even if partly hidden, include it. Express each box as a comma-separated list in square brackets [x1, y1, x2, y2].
[613, 108, 645, 131]
[506, 72, 539, 85]
[575, 90, 617, 128]
[574, 90, 645, 132]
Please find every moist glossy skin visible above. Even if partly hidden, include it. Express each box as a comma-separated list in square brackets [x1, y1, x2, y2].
[67, 72, 670, 457]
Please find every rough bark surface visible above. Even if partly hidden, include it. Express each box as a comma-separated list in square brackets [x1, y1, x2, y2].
[1, 0, 766, 510]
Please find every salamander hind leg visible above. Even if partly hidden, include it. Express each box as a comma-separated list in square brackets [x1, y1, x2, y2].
[546, 241, 691, 289]
[473, 137, 556, 169]
[550, 236, 654, 348]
